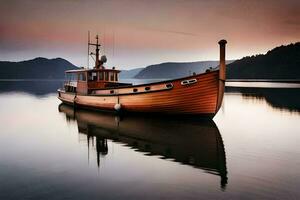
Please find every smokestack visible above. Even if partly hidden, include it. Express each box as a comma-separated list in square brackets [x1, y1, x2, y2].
[215, 39, 227, 113]
[218, 40, 227, 80]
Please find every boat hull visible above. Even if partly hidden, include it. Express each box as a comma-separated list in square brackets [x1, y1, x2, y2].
[58, 70, 222, 117]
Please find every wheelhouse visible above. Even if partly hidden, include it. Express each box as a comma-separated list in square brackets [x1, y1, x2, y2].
[64, 68, 123, 94]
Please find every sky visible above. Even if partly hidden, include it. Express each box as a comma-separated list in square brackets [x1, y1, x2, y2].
[0, 0, 299, 69]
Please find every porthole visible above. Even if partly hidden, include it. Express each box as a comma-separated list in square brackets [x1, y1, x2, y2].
[166, 83, 173, 88]
[181, 79, 197, 86]
[145, 86, 151, 91]
[133, 88, 138, 92]
[182, 80, 188, 85]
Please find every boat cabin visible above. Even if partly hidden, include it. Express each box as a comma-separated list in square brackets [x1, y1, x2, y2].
[64, 68, 125, 94]
[64, 35, 131, 95]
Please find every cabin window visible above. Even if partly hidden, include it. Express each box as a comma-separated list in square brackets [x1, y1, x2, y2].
[145, 86, 151, 91]
[99, 72, 104, 80]
[78, 73, 86, 81]
[110, 72, 114, 81]
[133, 88, 138, 92]
[88, 72, 97, 81]
[105, 72, 109, 81]
[110, 90, 114, 94]
[93, 72, 97, 81]
[66, 73, 77, 81]
[115, 73, 118, 82]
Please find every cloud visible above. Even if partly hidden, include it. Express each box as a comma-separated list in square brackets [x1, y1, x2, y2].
[0, 0, 299, 68]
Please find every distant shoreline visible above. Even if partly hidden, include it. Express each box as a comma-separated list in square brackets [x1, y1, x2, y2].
[0, 79, 65, 81]
[227, 79, 300, 83]
[1, 78, 300, 83]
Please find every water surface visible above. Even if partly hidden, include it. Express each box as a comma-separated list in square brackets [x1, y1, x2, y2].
[0, 81, 299, 199]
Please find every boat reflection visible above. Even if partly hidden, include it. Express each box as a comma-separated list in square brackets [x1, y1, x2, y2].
[226, 87, 300, 112]
[59, 104, 228, 189]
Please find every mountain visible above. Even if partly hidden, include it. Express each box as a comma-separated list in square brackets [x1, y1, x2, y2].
[0, 57, 77, 79]
[227, 42, 300, 79]
[134, 61, 234, 79]
[3, 42, 298, 81]
[119, 68, 144, 79]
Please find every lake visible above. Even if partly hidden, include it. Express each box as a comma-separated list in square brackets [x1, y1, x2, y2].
[0, 80, 300, 199]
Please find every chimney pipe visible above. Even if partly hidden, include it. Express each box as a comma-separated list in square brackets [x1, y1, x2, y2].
[218, 39, 227, 81]
[215, 39, 227, 113]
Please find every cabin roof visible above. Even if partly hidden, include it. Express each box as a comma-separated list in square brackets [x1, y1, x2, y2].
[66, 68, 120, 73]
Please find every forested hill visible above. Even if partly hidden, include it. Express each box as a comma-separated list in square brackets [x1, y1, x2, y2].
[227, 42, 300, 79]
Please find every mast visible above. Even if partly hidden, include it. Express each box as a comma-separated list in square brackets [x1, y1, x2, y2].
[95, 35, 100, 68]
[88, 34, 101, 69]
[87, 31, 90, 69]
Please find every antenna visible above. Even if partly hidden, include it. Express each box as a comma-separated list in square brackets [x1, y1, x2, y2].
[113, 29, 115, 66]
[88, 31, 90, 69]
[103, 27, 106, 55]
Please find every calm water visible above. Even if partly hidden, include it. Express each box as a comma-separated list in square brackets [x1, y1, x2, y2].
[0, 81, 300, 199]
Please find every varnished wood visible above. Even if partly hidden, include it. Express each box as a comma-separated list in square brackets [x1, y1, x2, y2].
[58, 70, 221, 116]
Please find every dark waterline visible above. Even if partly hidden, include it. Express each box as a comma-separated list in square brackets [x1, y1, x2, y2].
[0, 81, 300, 199]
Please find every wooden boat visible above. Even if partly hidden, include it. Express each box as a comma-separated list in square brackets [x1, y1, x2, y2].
[58, 35, 227, 118]
[58, 104, 228, 189]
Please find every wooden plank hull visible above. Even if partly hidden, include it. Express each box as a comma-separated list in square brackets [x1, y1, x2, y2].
[58, 70, 223, 117]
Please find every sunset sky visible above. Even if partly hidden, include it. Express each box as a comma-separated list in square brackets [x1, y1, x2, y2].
[0, 0, 299, 69]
